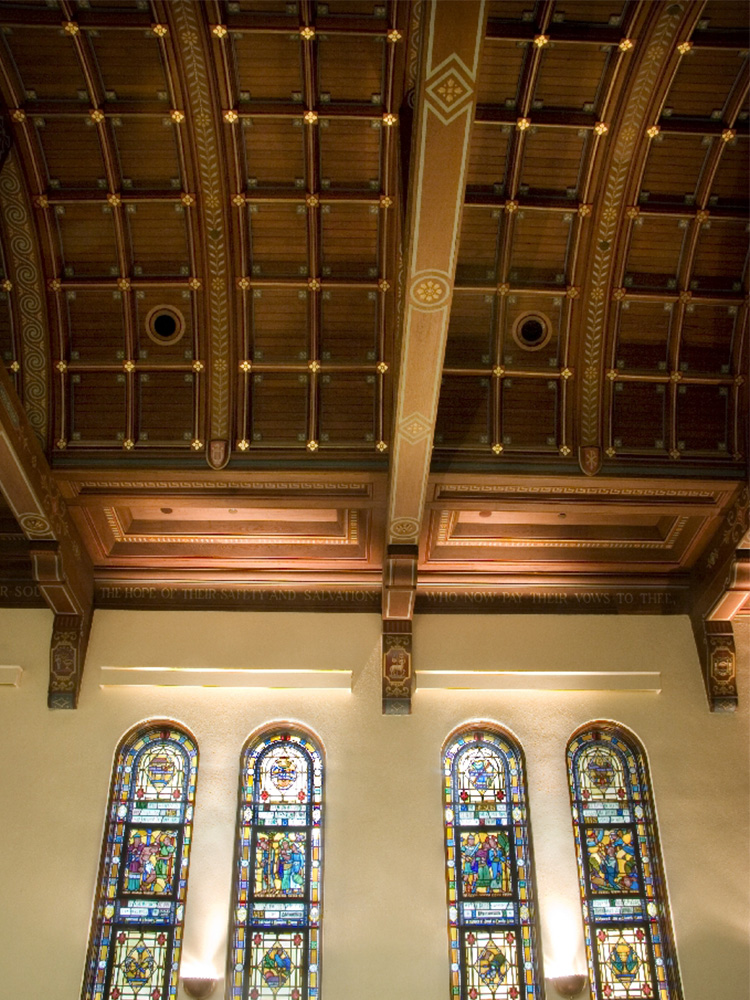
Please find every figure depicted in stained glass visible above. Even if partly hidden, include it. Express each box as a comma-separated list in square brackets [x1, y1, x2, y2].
[229, 729, 323, 1000]
[586, 828, 638, 893]
[82, 725, 198, 1000]
[443, 726, 542, 1000]
[567, 725, 683, 1000]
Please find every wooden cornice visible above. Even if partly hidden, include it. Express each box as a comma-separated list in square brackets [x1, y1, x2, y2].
[0, 360, 93, 707]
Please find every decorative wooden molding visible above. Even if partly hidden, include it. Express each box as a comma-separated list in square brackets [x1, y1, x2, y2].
[0, 664, 22, 687]
[382, 622, 413, 715]
[100, 665, 351, 689]
[49, 610, 92, 709]
[165, 1, 234, 469]
[416, 670, 661, 692]
[385, 0, 487, 546]
[0, 150, 49, 443]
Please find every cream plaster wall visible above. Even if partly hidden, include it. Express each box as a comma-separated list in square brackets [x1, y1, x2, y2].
[0, 609, 747, 1000]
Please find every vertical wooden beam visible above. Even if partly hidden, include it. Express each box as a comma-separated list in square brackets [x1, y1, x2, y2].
[0, 361, 93, 707]
[382, 1, 486, 710]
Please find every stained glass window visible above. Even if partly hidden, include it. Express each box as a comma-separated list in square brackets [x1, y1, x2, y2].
[229, 729, 323, 1000]
[567, 725, 683, 1000]
[443, 727, 542, 1000]
[82, 724, 199, 1000]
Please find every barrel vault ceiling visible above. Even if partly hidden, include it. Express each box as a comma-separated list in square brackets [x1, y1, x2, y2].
[0, 0, 747, 710]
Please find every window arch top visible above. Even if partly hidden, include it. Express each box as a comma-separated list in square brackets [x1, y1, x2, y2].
[443, 726, 542, 1000]
[567, 725, 682, 1000]
[83, 724, 198, 1000]
[229, 729, 323, 1000]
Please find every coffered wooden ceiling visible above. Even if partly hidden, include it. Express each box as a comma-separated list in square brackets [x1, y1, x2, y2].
[0, 0, 747, 710]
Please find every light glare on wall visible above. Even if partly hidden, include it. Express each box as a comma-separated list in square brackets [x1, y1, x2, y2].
[542, 898, 585, 978]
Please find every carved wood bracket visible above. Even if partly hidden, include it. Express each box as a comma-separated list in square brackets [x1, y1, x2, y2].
[0, 362, 93, 706]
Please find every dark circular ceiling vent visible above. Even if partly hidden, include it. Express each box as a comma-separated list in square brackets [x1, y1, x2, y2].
[512, 312, 552, 352]
[145, 305, 185, 346]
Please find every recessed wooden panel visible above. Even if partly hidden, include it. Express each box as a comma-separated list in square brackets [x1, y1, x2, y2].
[242, 119, 305, 187]
[519, 129, 586, 197]
[615, 301, 672, 372]
[456, 207, 499, 284]
[509, 212, 572, 285]
[663, 49, 746, 119]
[128, 203, 191, 277]
[251, 372, 308, 446]
[319, 374, 375, 447]
[1, 27, 88, 100]
[466, 125, 510, 191]
[502, 378, 557, 449]
[232, 32, 303, 101]
[70, 372, 126, 442]
[445, 292, 493, 368]
[503, 294, 563, 370]
[625, 217, 686, 289]
[680, 304, 736, 375]
[319, 119, 381, 190]
[248, 203, 308, 277]
[113, 118, 184, 190]
[317, 35, 385, 104]
[710, 138, 750, 206]
[698, 1, 750, 31]
[55, 204, 120, 277]
[88, 29, 169, 102]
[533, 44, 608, 112]
[320, 203, 378, 279]
[35, 118, 106, 190]
[251, 288, 308, 363]
[691, 219, 748, 289]
[435, 377, 490, 449]
[134, 289, 195, 363]
[138, 372, 194, 444]
[676, 384, 729, 453]
[640, 134, 711, 203]
[612, 382, 667, 451]
[476, 40, 524, 106]
[67, 290, 126, 363]
[552, 2, 627, 24]
[320, 288, 377, 363]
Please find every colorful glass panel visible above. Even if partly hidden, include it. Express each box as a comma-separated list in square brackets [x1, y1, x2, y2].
[444, 728, 542, 1000]
[82, 725, 198, 1000]
[567, 726, 683, 1000]
[229, 731, 323, 1000]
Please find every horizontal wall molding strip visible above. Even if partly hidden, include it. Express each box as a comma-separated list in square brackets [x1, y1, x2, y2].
[100, 666, 352, 690]
[0, 665, 22, 687]
[416, 670, 661, 692]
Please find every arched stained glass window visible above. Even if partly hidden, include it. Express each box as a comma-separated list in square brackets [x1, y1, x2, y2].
[82, 723, 199, 1000]
[443, 726, 542, 1000]
[229, 729, 323, 1000]
[567, 724, 682, 1000]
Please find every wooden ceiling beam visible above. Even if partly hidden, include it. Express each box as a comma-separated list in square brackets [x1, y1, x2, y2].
[381, 0, 487, 713]
[0, 361, 93, 707]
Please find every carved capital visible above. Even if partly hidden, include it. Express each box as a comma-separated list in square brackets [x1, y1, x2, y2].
[693, 618, 738, 713]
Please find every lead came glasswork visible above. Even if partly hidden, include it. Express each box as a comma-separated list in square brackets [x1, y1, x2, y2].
[443, 727, 542, 1000]
[82, 725, 198, 1000]
[567, 725, 683, 1000]
[230, 731, 323, 1000]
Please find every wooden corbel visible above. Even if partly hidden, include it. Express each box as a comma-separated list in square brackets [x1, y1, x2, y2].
[688, 485, 749, 712]
[0, 363, 93, 707]
[382, 545, 418, 714]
